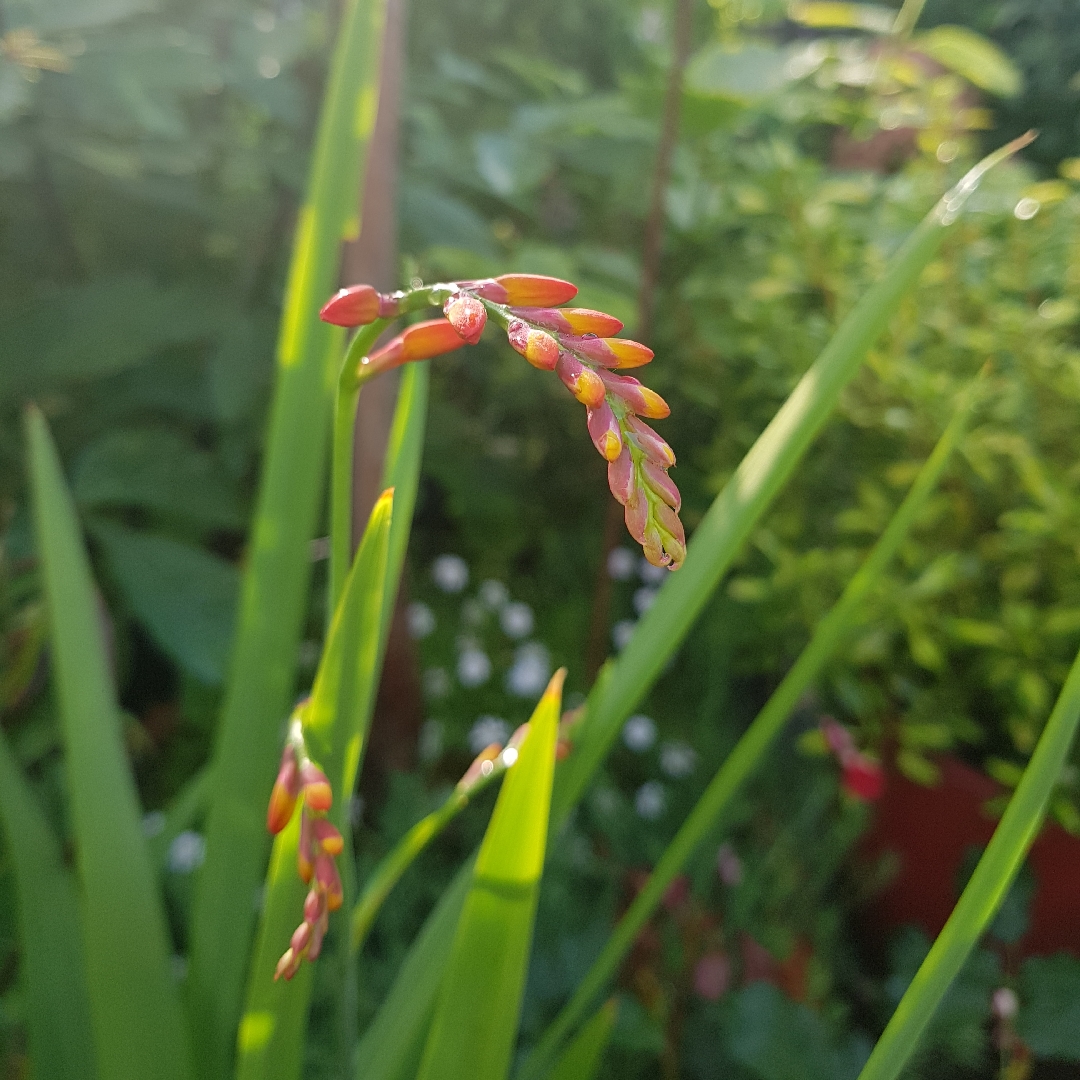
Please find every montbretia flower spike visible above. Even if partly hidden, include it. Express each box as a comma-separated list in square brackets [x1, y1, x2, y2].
[320, 272, 685, 568]
[266, 705, 349, 980]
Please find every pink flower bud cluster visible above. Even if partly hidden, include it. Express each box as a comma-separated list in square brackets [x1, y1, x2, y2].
[820, 717, 884, 802]
[319, 273, 686, 569]
[266, 714, 346, 981]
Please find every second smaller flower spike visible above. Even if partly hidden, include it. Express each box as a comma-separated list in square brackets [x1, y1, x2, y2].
[507, 319, 560, 371]
[320, 284, 380, 326]
[444, 293, 487, 344]
[470, 273, 578, 307]
[509, 307, 623, 337]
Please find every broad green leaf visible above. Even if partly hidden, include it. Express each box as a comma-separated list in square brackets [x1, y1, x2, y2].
[0, 734, 96, 1080]
[521, 373, 981, 1078]
[856, 636, 1080, 1080]
[91, 520, 238, 685]
[916, 26, 1022, 97]
[685, 44, 792, 102]
[549, 1000, 617, 1080]
[415, 670, 565, 1080]
[25, 405, 193, 1080]
[236, 491, 393, 1080]
[74, 428, 244, 530]
[1017, 955, 1080, 1060]
[187, 0, 390, 1069]
[354, 138, 1031, 1077]
[787, 1, 896, 33]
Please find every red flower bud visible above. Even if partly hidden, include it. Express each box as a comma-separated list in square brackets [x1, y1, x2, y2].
[315, 854, 344, 911]
[608, 446, 635, 505]
[507, 319, 559, 370]
[510, 307, 623, 337]
[274, 947, 300, 982]
[312, 818, 344, 857]
[470, 274, 577, 306]
[290, 921, 312, 955]
[563, 335, 654, 370]
[266, 747, 301, 834]
[842, 755, 885, 801]
[359, 319, 467, 380]
[300, 762, 333, 812]
[586, 402, 623, 462]
[821, 718, 855, 759]
[625, 416, 675, 467]
[307, 919, 327, 961]
[555, 352, 606, 407]
[598, 371, 670, 418]
[640, 459, 681, 511]
[320, 284, 380, 326]
[304, 888, 325, 925]
[444, 293, 487, 344]
[625, 491, 648, 544]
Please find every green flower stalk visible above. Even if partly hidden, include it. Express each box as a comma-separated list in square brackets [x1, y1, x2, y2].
[320, 273, 686, 568]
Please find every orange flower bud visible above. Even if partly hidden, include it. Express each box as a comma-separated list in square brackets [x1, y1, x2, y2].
[608, 446, 634, 505]
[507, 319, 559, 370]
[563, 335, 654, 370]
[587, 403, 623, 461]
[599, 371, 670, 418]
[359, 319, 467, 380]
[444, 293, 487, 344]
[312, 818, 344, 856]
[320, 284, 380, 326]
[274, 947, 300, 982]
[266, 748, 300, 834]
[641, 459, 681, 511]
[626, 416, 675, 467]
[298, 808, 315, 883]
[300, 762, 333, 812]
[470, 274, 577, 306]
[510, 307, 623, 337]
[555, 352, 606, 407]
[315, 854, 344, 911]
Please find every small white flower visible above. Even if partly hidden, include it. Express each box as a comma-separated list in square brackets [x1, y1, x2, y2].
[469, 715, 510, 754]
[633, 587, 658, 615]
[612, 619, 636, 651]
[500, 601, 534, 639]
[623, 714, 657, 752]
[458, 648, 492, 688]
[607, 547, 636, 581]
[479, 579, 509, 609]
[635, 781, 666, 820]
[169, 831, 206, 874]
[423, 666, 451, 699]
[142, 811, 166, 838]
[639, 558, 667, 585]
[992, 986, 1019, 1020]
[419, 719, 444, 763]
[432, 554, 469, 593]
[406, 602, 436, 639]
[660, 741, 697, 778]
[505, 642, 551, 698]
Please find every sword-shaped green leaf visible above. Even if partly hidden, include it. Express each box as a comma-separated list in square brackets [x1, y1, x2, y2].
[0, 734, 96, 1080]
[415, 670, 566, 1080]
[548, 1000, 617, 1080]
[25, 405, 193, 1080]
[187, 0, 390, 1069]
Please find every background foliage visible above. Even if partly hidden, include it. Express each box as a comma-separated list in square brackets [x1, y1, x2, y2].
[5, 0, 1080, 1075]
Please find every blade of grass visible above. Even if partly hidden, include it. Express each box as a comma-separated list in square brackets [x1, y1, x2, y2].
[549, 1000, 618, 1080]
[236, 490, 393, 1080]
[551, 132, 1034, 826]
[415, 670, 566, 1080]
[856, 648, 1080, 1080]
[351, 136, 1033, 1077]
[520, 373, 983, 1079]
[25, 406, 193, 1080]
[188, 0, 390, 1070]
[0, 734, 96, 1080]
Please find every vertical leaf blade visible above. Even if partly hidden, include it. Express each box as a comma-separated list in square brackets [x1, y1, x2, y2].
[0, 735, 96, 1080]
[236, 490, 393, 1080]
[187, 0, 390, 1070]
[414, 671, 566, 1080]
[549, 1000, 618, 1080]
[25, 406, 192, 1080]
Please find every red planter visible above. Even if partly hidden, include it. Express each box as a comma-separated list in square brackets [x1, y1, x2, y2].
[860, 755, 1080, 956]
